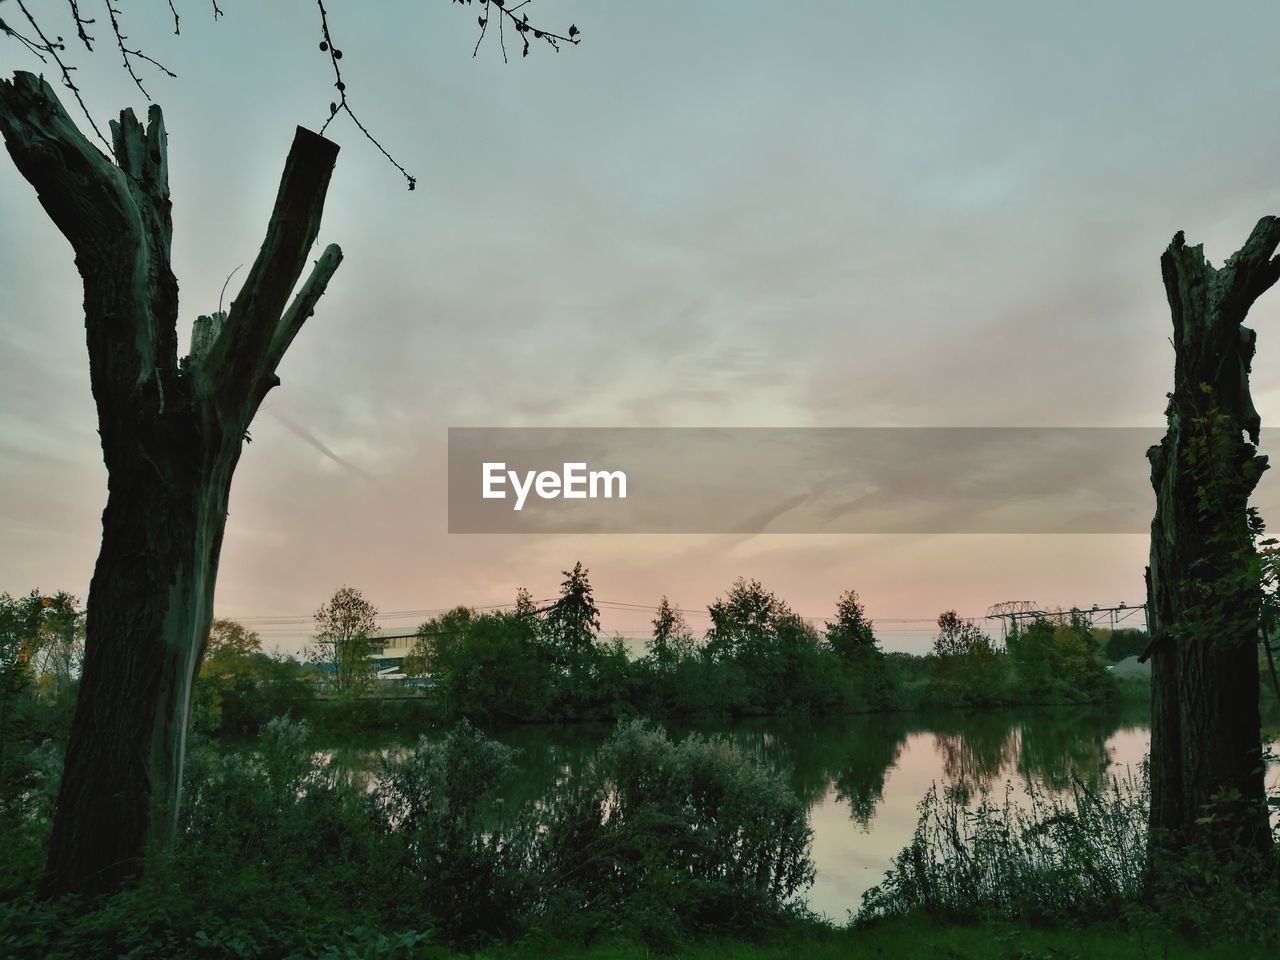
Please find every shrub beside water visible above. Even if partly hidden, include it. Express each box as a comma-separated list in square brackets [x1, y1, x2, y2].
[0, 718, 814, 958]
[6, 713, 1279, 956]
[518, 721, 814, 945]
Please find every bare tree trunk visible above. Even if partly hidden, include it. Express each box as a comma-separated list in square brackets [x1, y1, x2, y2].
[1145, 220, 1279, 872]
[52, 438, 236, 893]
[0, 71, 344, 896]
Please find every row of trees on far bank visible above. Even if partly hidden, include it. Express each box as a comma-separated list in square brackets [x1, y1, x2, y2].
[404, 567, 894, 722]
[214, 565, 1136, 725]
[927, 608, 1114, 707]
[1, 575, 1154, 744]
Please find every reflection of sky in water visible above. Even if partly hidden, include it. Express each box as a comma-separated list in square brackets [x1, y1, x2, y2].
[805, 723, 1274, 921]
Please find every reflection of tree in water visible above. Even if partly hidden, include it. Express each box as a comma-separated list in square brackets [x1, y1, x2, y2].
[472, 718, 913, 833]
[491, 720, 863, 819]
[932, 714, 1019, 803]
[830, 717, 909, 830]
[1015, 707, 1120, 792]
[704, 722, 835, 810]
[683, 718, 911, 829]
[485, 724, 606, 813]
[297, 707, 1138, 836]
[929, 707, 1134, 802]
[312, 723, 611, 824]
[323, 743, 379, 791]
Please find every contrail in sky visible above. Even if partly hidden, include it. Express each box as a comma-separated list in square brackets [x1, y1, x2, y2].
[263, 409, 379, 485]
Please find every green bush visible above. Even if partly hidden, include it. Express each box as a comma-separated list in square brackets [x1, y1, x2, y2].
[1102, 628, 1150, 663]
[519, 721, 814, 944]
[924, 650, 1010, 708]
[372, 723, 527, 941]
[0, 717, 818, 958]
[1007, 615, 1111, 702]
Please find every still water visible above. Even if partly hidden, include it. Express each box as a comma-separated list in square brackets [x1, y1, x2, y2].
[311, 704, 1186, 920]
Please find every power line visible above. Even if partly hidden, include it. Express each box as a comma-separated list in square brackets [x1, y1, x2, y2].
[228, 593, 1146, 648]
[231, 601, 986, 635]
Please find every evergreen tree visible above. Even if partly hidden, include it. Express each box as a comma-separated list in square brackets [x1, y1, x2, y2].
[545, 562, 600, 665]
[826, 589, 878, 659]
[649, 596, 696, 667]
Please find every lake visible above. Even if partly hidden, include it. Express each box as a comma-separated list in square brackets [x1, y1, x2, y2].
[307, 703, 1278, 922]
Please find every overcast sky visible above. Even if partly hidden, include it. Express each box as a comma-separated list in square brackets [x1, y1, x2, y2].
[2, 0, 1279, 652]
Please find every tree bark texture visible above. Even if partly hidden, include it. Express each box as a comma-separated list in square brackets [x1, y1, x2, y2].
[1145, 219, 1280, 867]
[0, 71, 343, 896]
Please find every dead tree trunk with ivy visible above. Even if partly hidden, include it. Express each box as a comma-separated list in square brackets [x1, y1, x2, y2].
[1145, 218, 1279, 873]
[0, 71, 343, 896]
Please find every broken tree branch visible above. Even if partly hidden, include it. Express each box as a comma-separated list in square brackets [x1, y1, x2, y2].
[268, 243, 344, 374]
[0, 71, 166, 405]
[199, 126, 340, 412]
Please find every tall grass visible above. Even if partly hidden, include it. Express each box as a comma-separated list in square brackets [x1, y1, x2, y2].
[859, 765, 1148, 923]
[859, 758, 1280, 950]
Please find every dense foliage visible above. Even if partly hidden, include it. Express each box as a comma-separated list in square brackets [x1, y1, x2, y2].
[1006, 612, 1113, 702]
[388, 574, 1129, 728]
[191, 619, 313, 735]
[0, 578, 1270, 957]
[0, 575, 1141, 751]
[0, 719, 814, 958]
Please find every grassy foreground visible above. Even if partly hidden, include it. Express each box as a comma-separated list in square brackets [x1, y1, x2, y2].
[5, 716, 1275, 959]
[476, 918, 1230, 960]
